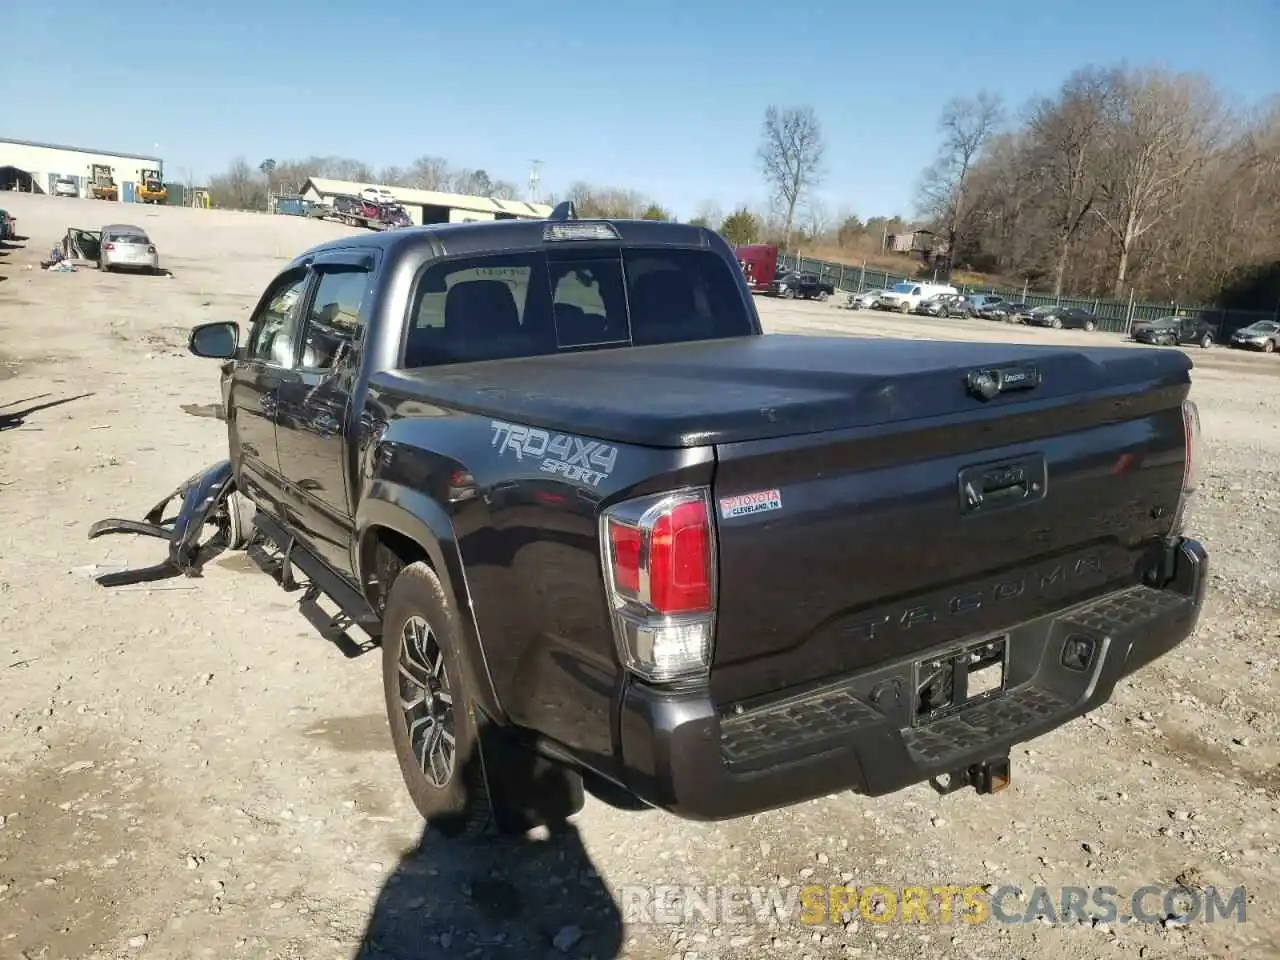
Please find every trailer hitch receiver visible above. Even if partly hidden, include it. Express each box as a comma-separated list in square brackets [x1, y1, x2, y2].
[929, 756, 1012, 796]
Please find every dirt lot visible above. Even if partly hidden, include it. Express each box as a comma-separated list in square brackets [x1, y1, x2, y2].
[1, 194, 1278, 960]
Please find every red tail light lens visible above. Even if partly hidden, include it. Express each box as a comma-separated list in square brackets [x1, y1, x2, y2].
[104, 243, 115, 251]
[600, 488, 717, 683]
[648, 501, 711, 614]
[608, 520, 643, 596]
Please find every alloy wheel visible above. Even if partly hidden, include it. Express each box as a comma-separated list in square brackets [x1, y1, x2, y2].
[398, 615, 456, 788]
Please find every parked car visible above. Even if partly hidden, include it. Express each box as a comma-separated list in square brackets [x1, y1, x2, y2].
[1024, 306, 1100, 331]
[1227, 320, 1280, 353]
[98, 224, 161, 273]
[876, 281, 959, 314]
[0, 209, 13, 241]
[846, 288, 888, 310]
[967, 294, 1007, 315]
[133, 206, 1208, 840]
[915, 293, 975, 318]
[53, 176, 79, 198]
[359, 186, 396, 205]
[1132, 316, 1216, 348]
[770, 271, 835, 301]
[980, 301, 1029, 322]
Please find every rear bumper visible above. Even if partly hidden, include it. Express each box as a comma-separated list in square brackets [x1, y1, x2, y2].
[618, 537, 1208, 821]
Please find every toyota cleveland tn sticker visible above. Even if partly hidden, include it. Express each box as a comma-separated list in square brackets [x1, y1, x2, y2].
[718, 489, 783, 520]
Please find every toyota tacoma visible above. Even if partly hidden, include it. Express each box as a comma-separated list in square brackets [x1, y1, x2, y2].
[92, 204, 1209, 838]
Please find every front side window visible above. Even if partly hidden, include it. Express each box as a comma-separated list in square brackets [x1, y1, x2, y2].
[403, 247, 752, 369]
[246, 270, 310, 367]
[299, 267, 370, 370]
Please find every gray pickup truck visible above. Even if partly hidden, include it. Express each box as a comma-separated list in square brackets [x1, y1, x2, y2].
[90, 204, 1209, 840]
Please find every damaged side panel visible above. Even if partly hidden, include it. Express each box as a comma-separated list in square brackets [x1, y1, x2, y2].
[87, 460, 242, 586]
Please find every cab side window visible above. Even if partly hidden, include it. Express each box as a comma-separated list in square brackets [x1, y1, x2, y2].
[246, 270, 310, 368]
[298, 267, 371, 371]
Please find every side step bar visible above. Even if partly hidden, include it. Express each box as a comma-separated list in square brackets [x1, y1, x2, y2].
[253, 512, 382, 637]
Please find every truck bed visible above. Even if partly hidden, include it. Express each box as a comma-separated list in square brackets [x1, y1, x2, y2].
[373, 334, 1192, 448]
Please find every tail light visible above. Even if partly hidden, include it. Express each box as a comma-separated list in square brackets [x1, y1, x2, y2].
[1170, 398, 1201, 534]
[104, 243, 115, 251]
[600, 488, 717, 683]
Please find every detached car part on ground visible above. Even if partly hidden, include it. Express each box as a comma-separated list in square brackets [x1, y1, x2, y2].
[87, 207, 1210, 842]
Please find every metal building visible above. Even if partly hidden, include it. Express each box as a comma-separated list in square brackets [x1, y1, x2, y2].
[0, 137, 164, 200]
[298, 177, 551, 226]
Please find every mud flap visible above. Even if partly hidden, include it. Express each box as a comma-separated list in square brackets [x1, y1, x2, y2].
[86, 460, 239, 587]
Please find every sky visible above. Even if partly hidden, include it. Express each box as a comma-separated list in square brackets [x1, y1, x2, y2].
[3, 0, 1277, 222]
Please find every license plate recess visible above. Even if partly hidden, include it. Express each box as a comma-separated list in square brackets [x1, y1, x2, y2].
[911, 634, 1009, 726]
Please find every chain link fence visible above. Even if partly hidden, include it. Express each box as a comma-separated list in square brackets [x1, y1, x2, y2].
[778, 253, 1277, 340]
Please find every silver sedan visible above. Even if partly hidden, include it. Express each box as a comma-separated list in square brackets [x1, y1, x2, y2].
[99, 224, 161, 273]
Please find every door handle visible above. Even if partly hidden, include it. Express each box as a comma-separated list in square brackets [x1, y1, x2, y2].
[958, 456, 1046, 515]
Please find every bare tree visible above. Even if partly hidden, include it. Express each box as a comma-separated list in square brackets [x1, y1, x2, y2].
[1028, 69, 1113, 294]
[918, 92, 1004, 278]
[1093, 68, 1223, 296]
[798, 201, 831, 244]
[408, 156, 452, 191]
[758, 105, 826, 251]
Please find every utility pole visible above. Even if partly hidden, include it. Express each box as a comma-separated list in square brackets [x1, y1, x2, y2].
[528, 160, 543, 202]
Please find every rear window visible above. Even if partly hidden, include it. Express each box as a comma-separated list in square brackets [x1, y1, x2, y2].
[402, 247, 752, 368]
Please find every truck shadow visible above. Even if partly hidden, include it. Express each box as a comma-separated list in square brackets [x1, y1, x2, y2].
[354, 751, 625, 959]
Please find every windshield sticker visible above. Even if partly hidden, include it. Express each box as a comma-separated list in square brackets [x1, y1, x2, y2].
[490, 420, 618, 487]
[719, 489, 782, 519]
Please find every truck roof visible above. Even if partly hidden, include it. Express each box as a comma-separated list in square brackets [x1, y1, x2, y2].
[291, 218, 721, 268]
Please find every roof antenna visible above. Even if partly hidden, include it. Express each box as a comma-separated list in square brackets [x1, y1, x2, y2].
[549, 200, 577, 221]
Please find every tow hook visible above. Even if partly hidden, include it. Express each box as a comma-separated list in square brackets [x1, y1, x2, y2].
[929, 757, 1012, 796]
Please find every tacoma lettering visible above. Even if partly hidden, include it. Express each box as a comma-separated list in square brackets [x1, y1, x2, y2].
[847, 555, 1108, 641]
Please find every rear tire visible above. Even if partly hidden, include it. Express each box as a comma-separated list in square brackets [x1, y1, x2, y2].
[1084, 320, 1096, 332]
[380, 562, 585, 839]
[1201, 333, 1214, 349]
[818, 291, 829, 302]
[383, 562, 495, 839]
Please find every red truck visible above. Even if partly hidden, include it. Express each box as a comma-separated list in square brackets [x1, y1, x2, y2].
[735, 243, 779, 294]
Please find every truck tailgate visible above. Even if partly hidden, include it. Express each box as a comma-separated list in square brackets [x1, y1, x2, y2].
[708, 352, 1191, 708]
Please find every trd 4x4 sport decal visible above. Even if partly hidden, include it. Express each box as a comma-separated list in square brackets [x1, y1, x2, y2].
[490, 420, 619, 487]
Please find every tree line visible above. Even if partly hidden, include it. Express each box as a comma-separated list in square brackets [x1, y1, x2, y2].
[204, 61, 1279, 309]
[756, 67, 1280, 308]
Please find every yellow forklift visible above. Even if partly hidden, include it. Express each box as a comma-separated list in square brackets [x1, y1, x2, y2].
[138, 169, 167, 204]
[89, 164, 118, 201]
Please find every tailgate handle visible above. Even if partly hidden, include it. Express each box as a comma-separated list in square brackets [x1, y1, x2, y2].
[959, 457, 1046, 514]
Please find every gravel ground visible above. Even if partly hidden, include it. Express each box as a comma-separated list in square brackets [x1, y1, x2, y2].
[1, 194, 1277, 960]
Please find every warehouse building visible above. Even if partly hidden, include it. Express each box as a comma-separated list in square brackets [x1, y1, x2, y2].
[0, 137, 164, 200]
[299, 177, 552, 225]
